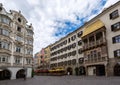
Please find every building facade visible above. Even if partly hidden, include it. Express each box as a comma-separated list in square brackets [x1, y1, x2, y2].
[34, 52, 41, 69]
[44, 46, 51, 69]
[50, 1, 120, 76]
[0, 4, 34, 80]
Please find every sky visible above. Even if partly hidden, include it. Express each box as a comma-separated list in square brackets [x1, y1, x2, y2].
[0, 0, 119, 55]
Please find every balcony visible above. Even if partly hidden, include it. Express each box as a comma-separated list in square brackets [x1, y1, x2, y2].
[96, 38, 106, 46]
[15, 31, 24, 36]
[13, 52, 23, 57]
[83, 38, 106, 51]
[25, 54, 33, 57]
[0, 34, 11, 41]
[0, 62, 11, 67]
[85, 55, 107, 64]
[13, 63, 22, 67]
[15, 40, 24, 45]
[0, 48, 11, 55]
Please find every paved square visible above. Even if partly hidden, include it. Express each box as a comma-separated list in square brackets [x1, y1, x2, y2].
[0, 76, 120, 85]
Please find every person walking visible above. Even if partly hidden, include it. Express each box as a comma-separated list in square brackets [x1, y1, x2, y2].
[23, 72, 26, 80]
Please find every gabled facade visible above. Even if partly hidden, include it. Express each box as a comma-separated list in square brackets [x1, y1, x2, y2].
[0, 3, 34, 80]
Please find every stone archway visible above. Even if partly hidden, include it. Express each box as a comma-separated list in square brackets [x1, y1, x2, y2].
[67, 67, 73, 75]
[0, 69, 11, 80]
[114, 63, 120, 76]
[16, 69, 25, 79]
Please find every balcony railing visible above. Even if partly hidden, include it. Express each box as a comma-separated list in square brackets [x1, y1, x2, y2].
[0, 48, 11, 55]
[0, 62, 11, 66]
[85, 56, 107, 64]
[83, 38, 106, 51]
[13, 63, 22, 67]
[13, 52, 23, 56]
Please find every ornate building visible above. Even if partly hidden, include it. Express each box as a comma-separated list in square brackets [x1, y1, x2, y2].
[50, 1, 120, 76]
[0, 3, 34, 80]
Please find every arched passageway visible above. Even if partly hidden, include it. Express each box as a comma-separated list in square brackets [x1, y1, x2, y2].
[79, 66, 86, 75]
[114, 63, 120, 76]
[16, 69, 25, 79]
[0, 69, 11, 80]
[67, 67, 73, 75]
[96, 65, 105, 76]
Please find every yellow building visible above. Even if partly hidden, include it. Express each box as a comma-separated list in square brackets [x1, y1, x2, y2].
[34, 52, 42, 69]
[44, 45, 51, 69]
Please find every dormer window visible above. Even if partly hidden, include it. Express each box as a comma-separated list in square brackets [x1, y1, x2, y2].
[18, 18, 21, 23]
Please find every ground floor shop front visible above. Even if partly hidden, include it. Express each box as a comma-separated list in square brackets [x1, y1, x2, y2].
[64, 61, 120, 76]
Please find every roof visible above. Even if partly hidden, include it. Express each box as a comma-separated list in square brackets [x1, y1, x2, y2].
[82, 20, 104, 37]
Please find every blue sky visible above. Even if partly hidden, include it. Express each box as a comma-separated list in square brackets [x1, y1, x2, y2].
[0, 0, 119, 54]
[54, 0, 107, 37]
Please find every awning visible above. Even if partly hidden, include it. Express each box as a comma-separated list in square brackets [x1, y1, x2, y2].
[82, 20, 104, 37]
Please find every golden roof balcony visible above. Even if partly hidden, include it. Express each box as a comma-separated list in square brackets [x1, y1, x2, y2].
[96, 38, 106, 46]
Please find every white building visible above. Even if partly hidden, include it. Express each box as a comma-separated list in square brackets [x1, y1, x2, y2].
[0, 3, 34, 80]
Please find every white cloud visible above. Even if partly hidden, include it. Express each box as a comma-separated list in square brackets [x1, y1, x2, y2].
[0, 0, 118, 55]
[104, 0, 119, 8]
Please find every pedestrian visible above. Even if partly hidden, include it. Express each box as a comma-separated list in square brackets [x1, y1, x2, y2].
[67, 72, 70, 75]
[23, 73, 26, 80]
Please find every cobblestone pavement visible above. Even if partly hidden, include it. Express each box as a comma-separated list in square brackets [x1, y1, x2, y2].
[0, 76, 120, 85]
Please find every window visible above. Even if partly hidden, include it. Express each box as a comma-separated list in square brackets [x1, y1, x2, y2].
[0, 28, 9, 36]
[27, 40, 33, 45]
[0, 28, 2, 34]
[72, 43, 76, 48]
[78, 40, 82, 46]
[27, 30, 33, 36]
[72, 59, 76, 65]
[0, 56, 8, 63]
[112, 35, 120, 43]
[79, 58, 84, 64]
[16, 46, 21, 53]
[18, 18, 21, 22]
[72, 51, 76, 56]
[0, 15, 10, 25]
[68, 38, 71, 43]
[2, 29, 9, 36]
[2, 42, 9, 49]
[111, 22, 120, 31]
[26, 58, 31, 64]
[78, 49, 82, 54]
[26, 49, 33, 55]
[77, 31, 83, 37]
[71, 35, 76, 41]
[15, 57, 21, 64]
[0, 41, 1, 48]
[110, 10, 119, 19]
[114, 49, 120, 57]
[17, 26, 21, 32]
[16, 36, 22, 42]
[0, 41, 9, 49]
